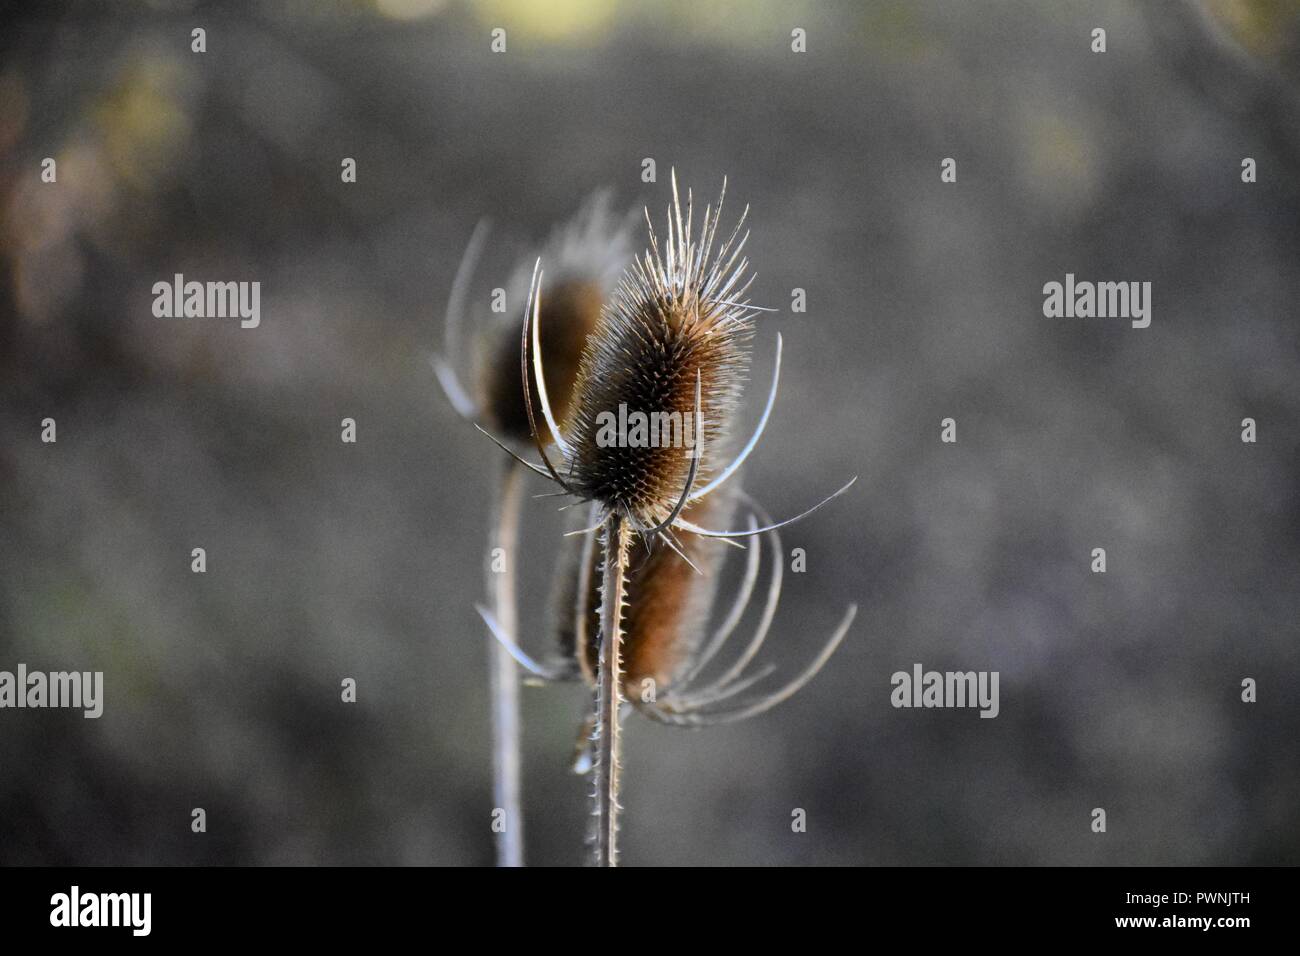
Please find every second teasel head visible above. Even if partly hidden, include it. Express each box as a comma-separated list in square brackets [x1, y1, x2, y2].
[550, 483, 739, 697]
[433, 190, 634, 442]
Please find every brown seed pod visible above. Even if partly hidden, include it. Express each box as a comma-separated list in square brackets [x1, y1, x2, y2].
[550, 487, 856, 734]
[552, 485, 738, 697]
[479, 193, 632, 443]
[539, 177, 757, 696]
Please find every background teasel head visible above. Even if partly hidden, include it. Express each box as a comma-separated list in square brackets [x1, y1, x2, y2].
[432, 190, 634, 440]
[431, 190, 635, 867]
[546, 481, 855, 738]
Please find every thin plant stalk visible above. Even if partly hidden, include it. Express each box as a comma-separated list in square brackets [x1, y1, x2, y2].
[487, 457, 525, 867]
[593, 511, 631, 867]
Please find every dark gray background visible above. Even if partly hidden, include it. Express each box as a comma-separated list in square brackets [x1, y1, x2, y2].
[1, 0, 1297, 865]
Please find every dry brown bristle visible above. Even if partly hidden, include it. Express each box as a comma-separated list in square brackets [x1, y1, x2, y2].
[562, 296, 749, 526]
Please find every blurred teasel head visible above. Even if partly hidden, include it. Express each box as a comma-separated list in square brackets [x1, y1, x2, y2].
[432, 190, 634, 442]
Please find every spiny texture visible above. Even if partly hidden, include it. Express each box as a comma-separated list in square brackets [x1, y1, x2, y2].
[478, 191, 632, 443]
[561, 177, 756, 528]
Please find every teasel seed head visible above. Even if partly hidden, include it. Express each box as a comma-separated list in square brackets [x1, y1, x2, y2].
[558, 173, 757, 528]
[553, 484, 739, 695]
[432, 191, 633, 443]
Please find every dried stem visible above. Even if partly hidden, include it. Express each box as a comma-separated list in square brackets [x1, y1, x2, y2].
[593, 511, 631, 866]
[487, 457, 525, 866]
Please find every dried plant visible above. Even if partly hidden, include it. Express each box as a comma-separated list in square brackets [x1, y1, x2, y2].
[477, 173, 857, 866]
[433, 193, 633, 866]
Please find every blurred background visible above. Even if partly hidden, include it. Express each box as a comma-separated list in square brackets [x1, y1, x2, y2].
[1, 0, 1298, 866]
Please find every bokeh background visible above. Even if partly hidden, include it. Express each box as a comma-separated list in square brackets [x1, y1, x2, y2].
[2, 0, 1298, 866]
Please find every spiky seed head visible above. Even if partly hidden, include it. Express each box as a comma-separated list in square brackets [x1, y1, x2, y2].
[561, 175, 757, 528]
[556, 486, 739, 697]
[477, 191, 633, 443]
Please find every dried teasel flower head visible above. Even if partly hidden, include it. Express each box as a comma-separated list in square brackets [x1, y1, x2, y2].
[559, 179, 754, 528]
[550, 484, 738, 700]
[488, 170, 855, 542]
[432, 191, 634, 443]
[543, 490, 857, 745]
